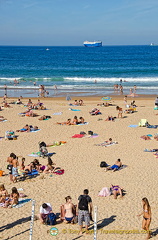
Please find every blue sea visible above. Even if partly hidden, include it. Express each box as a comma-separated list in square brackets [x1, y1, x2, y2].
[0, 45, 158, 97]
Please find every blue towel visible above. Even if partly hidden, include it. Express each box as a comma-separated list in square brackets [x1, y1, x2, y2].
[69, 108, 81, 111]
[128, 125, 138, 128]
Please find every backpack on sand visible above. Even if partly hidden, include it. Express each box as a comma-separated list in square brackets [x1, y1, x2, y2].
[45, 213, 56, 225]
[100, 161, 108, 168]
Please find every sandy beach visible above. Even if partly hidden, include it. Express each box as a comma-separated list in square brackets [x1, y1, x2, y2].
[0, 95, 158, 240]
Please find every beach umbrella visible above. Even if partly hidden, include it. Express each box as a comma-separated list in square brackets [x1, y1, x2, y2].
[102, 96, 112, 101]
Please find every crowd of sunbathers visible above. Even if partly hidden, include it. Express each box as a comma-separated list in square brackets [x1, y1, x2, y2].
[57, 116, 85, 125]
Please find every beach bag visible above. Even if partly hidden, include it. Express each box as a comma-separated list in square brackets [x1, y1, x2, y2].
[78, 195, 88, 210]
[100, 161, 108, 168]
[88, 131, 93, 136]
[46, 213, 56, 225]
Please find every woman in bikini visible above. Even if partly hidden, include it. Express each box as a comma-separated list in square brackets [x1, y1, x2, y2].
[63, 196, 76, 223]
[116, 106, 123, 118]
[137, 197, 151, 239]
[5, 187, 19, 208]
[111, 185, 123, 199]
[0, 184, 8, 203]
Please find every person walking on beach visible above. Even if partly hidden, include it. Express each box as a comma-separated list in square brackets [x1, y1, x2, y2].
[4, 84, 7, 97]
[77, 189, 93, 235]
[137, 197, 151, 239]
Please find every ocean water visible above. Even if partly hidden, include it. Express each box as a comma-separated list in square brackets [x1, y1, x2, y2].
[0, 45, 158, 97]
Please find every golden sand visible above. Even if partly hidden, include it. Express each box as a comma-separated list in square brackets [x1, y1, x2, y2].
[0, 95, 158, 240]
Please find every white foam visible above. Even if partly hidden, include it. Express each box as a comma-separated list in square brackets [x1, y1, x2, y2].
[64, 77, 158, 82]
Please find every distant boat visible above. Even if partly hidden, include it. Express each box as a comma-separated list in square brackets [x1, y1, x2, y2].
[150, 43, 158, 46]
[83, 41, 102, 47]
[46, 48, 49, 51]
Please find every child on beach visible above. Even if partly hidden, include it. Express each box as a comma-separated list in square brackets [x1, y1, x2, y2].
[0, 184, 8, 203]
[4, 187, 19, 208]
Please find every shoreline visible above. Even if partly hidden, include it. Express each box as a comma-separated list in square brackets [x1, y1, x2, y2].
[1, 93, 157, 101]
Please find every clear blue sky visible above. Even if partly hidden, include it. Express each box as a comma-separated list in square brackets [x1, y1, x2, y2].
[0, 0, 158, 46]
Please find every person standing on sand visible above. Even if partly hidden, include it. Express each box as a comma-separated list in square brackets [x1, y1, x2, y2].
[77, 189, 93, 235]
[137, 197, 151, 239]
[116, 106, 123, 118]
[7, 153, 17, 182]
[12, 155, 19, 183]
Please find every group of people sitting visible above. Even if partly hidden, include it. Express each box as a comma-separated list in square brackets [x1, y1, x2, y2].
[26, 99, 46, 110]
[6, 152, 61, 183]
[69, 99, 84, 106]
[57, 116, 85, 125]
[0, 184, 19, 208]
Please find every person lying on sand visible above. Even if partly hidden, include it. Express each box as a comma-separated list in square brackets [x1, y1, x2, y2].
[105, 116, 115, 121]
[38, 115, 51, 120]
[110, 185, 123, 199]
[0, 116, 7, 121]
[57, 118, 72, 125]
[3, 102, 11, 108]
[97, 102, 111, 107]
[16, 125, 38, 132]
[141, 135, 151, 140]
[43, 157, 60, 174]
[105, 159, 122, 172]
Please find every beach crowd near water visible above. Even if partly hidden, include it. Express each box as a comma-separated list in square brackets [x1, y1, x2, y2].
[1, 85, 158, 240]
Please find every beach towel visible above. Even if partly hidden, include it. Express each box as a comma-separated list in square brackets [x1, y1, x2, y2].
[49, 141, 66, 147]
[72, 134, 85, 138]
[30, 129, 41, 133]
[98, 187, 111, 197]
[146, 125, 158, 129]
[53, 112, 63, 115]
[116, 165, 127, 171]
[77, 122, 89, 125]
[53, 169, 64, 175]
[28, 152, 55, 157]
[12, 198, 32, 208]
[144, 148, 158, 152]
[95, 141, 118, 147]
[27, 169, 39, 176]
[69, 108, 81, 111]
[128, 125, 138, 128]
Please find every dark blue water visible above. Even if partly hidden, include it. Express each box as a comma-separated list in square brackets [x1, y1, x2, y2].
[0, 45, 158, 97]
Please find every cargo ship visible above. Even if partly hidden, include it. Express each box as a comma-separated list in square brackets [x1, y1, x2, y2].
[83, 41, 102, 47]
